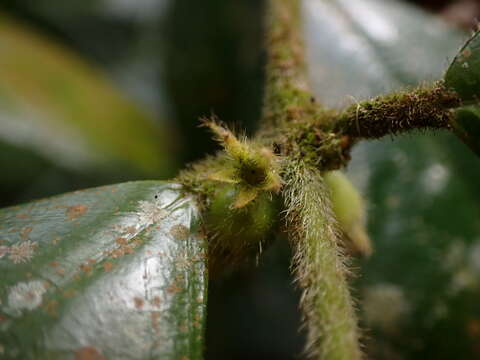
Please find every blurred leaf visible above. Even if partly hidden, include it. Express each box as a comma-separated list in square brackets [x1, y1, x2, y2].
[445, 31, 480, 103]
[444, 31, 480, 155]
[0, 13, 175, 180]
[0, 181, 206, 359]
[304, 0, 480, 359]
[303, 0, 465, 108]
[450, 105, 480, 155]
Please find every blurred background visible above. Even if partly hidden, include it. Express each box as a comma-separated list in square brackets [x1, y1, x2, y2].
[1, 0, 480, 358]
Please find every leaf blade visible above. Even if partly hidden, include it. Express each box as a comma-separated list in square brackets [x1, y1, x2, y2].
[0, 14, 176, 178]
[0, 181, 206, 360]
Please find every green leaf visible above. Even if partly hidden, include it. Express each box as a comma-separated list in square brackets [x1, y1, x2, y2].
[450, 105, 480, 155]
[0, 14, 175, 179]
[445, 31, 480, 103]
[303, 0, 464, 107]
[444, 31, 480, 155]
[305, 0, 480, 359]
[0, 182, 206, 359]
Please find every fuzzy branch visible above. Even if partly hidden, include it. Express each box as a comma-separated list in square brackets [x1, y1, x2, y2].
[284, 161, 362, 360]
[260, 0, 462, 169]
[334, 81, 461, 139]
[261, 0, 318, 131]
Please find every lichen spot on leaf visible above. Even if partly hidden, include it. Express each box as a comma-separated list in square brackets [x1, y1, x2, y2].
[6, 280, 47, 315]
[137, 200, 169, 226]
[8, 240, 37, 264]
[169, 224, 190, 241]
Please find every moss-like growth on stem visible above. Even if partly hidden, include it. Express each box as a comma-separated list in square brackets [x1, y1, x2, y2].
[335, 81, 461, 139]
[260, 0, 353, 171]
[261, 0, 320, 133]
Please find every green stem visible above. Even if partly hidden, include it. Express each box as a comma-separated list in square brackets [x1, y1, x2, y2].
[334, 81, 461, 139]
[261, 0, 317, 131]
[259, 1, 462, 170]
[283, 161, 362, 360]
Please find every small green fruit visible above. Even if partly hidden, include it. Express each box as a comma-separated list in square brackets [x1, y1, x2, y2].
[324, 171, 372, 257]
[205, 184, 280, 274]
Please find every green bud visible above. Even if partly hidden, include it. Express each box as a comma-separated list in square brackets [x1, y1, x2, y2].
[324, 171, 372, 257]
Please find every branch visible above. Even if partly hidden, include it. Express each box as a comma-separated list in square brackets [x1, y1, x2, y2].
[260, 0, 462, 170]
[261, 0, 317, 131]
[284, 161, 362, 360]
[334, 81, 461, 139]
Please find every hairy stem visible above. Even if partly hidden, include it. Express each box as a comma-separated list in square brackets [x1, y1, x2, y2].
[259, 0, 462, 170]
[261, 0, 317, 131]
[283, 161, 362, 360]
[334, 81, 461, 139]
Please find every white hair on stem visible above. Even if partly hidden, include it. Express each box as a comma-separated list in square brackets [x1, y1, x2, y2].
[283, 159, 362, 360]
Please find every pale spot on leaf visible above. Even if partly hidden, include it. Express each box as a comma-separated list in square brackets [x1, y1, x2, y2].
[169, 224, 190, 241]
[136, 201, 168, 226]
[8, 240, 37, 264]
[6, 280, 47, 315]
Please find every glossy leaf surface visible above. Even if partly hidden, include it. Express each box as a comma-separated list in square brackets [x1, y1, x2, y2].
[445, 31, 480, 155]
[304, 0, 465, 108]
[445, 31, 480, 103]
[304, 0, 480, 358]
[0, 182, 206, 359]
[450, 105, 480, 155]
